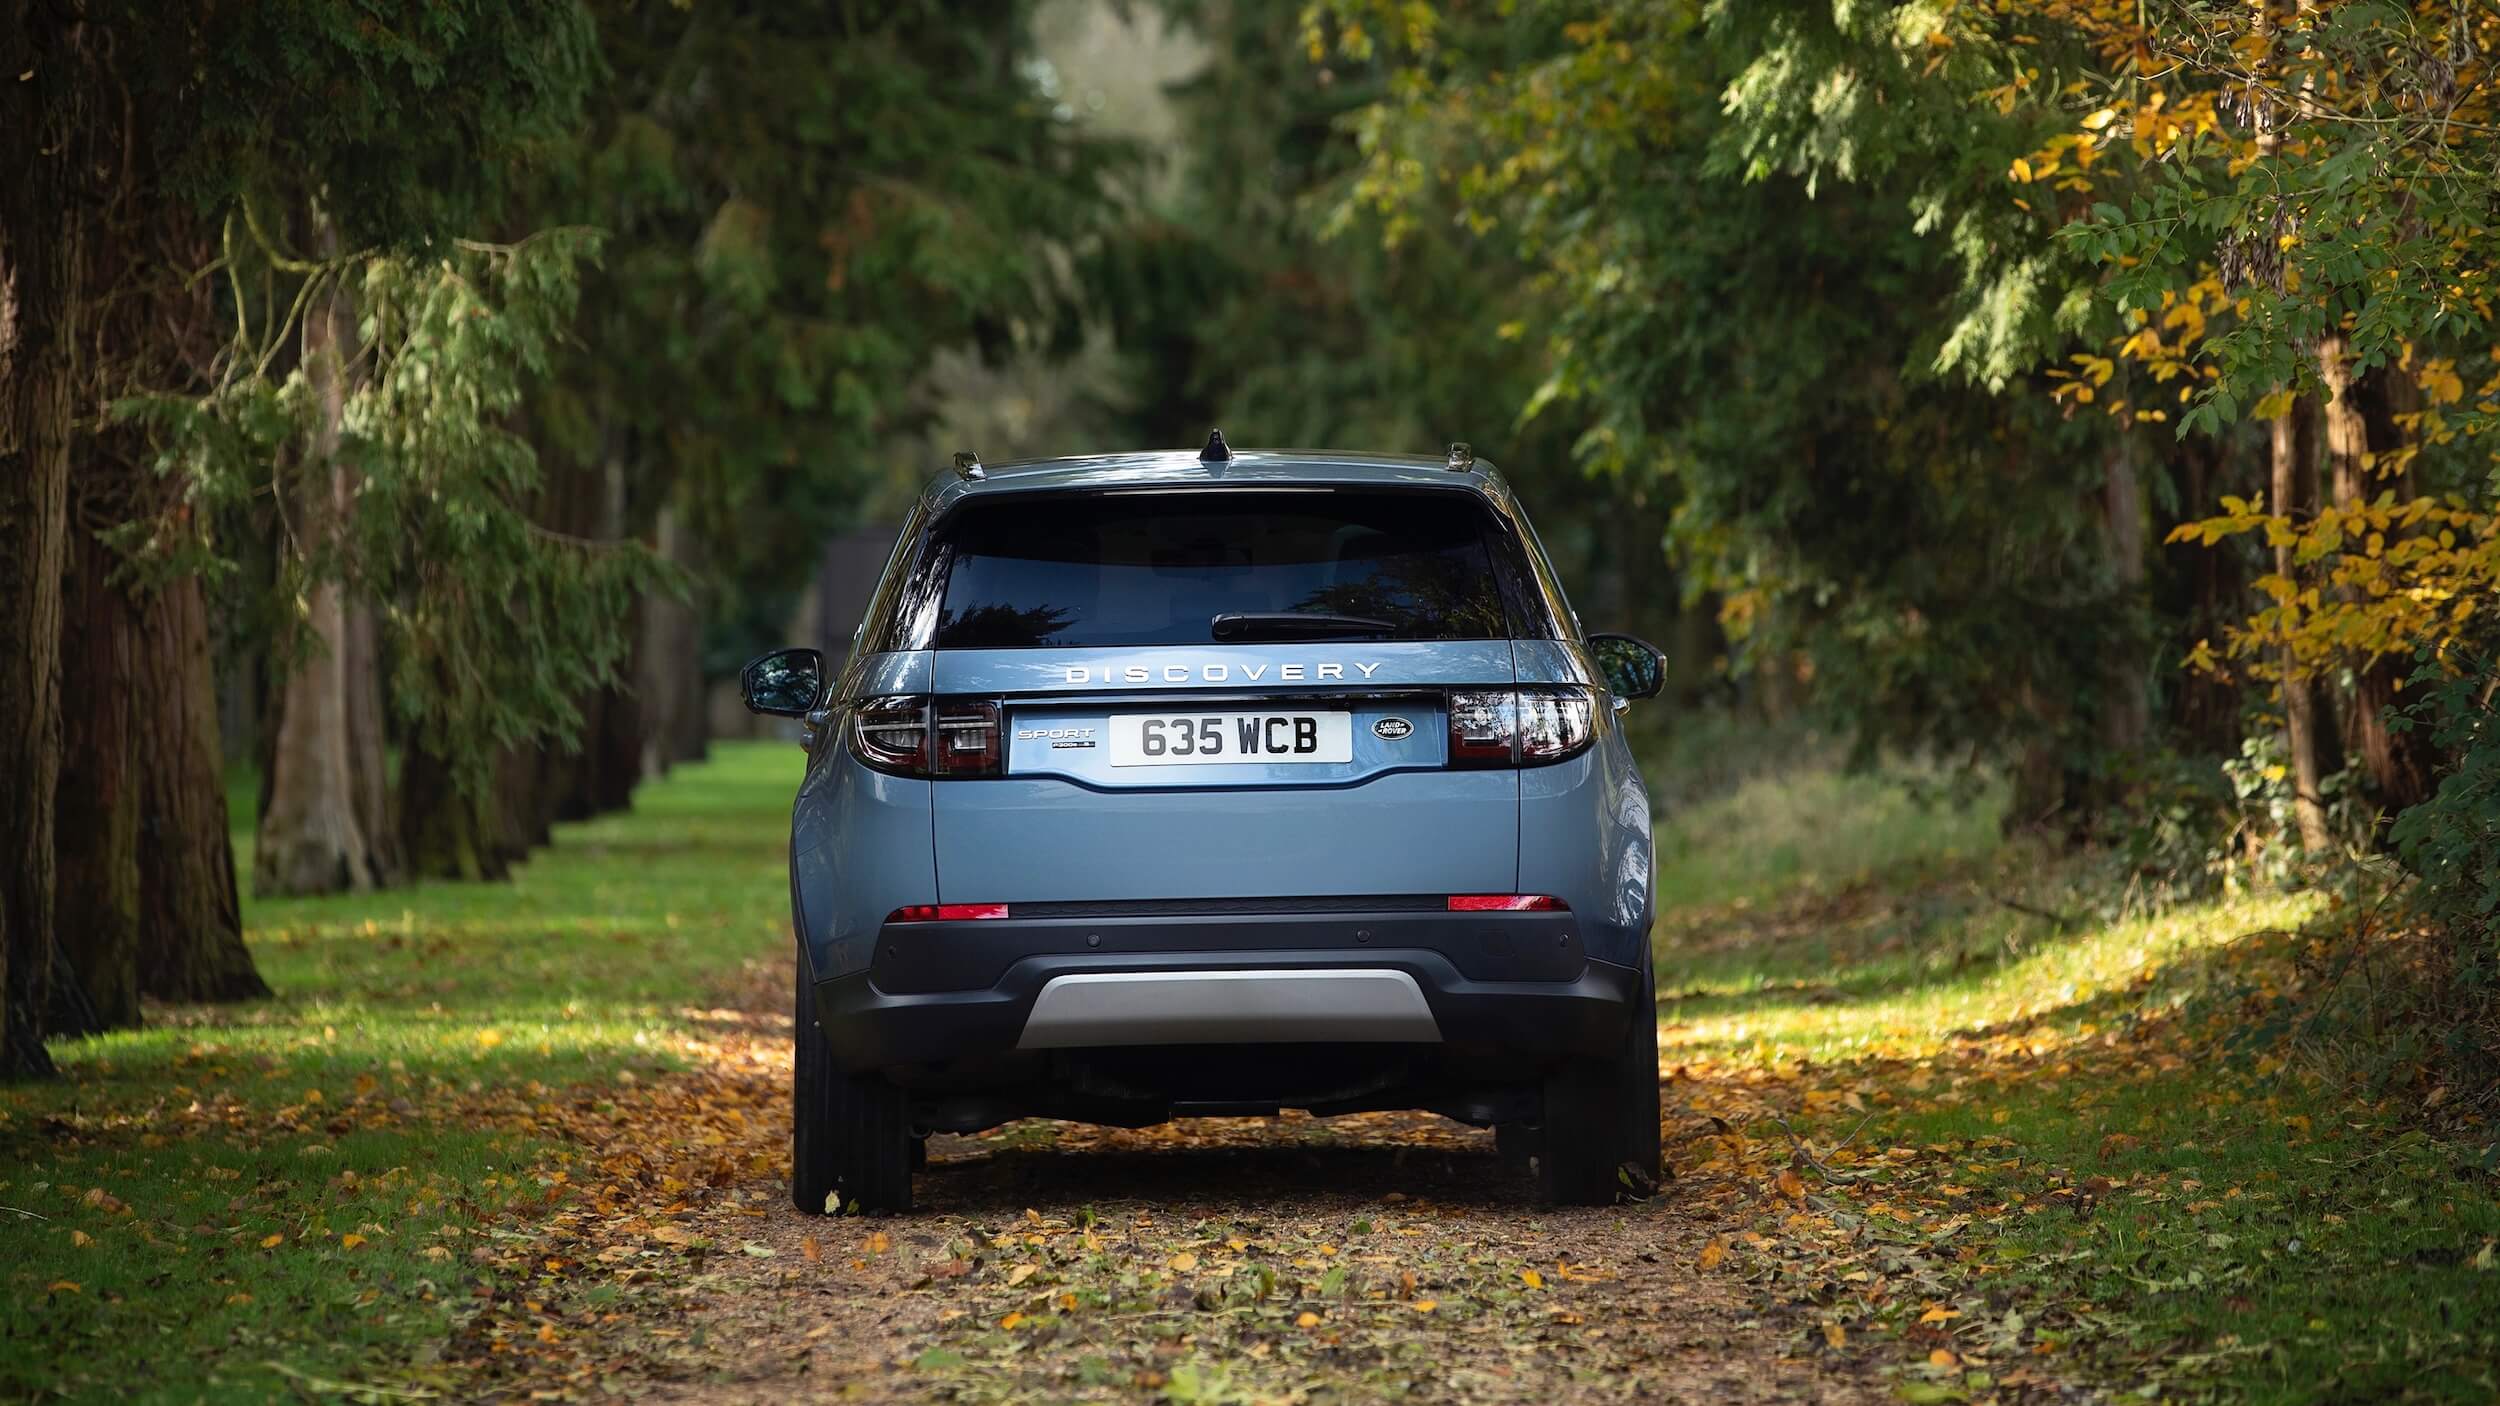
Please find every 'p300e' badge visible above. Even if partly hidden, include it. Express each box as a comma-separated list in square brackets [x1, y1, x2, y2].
[1372, 717, 1415, 741]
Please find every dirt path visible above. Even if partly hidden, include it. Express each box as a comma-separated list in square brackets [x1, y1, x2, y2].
[459, 962, 1885, 1404]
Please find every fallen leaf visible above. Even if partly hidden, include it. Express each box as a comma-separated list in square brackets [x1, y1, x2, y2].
[1918, 1305, 1960, 1324]
[1520, 1268, 1544, 1289]
[340, 1233, 368, 1251]
[1698, 1238, 1726, 1271]
[1778, 1168, 1806, 1200]
[1168, 1251, 1199, 1272]
[1295, 1311, 1321, 1328]
[70, 1231, 92, 1248]
[1411, 1299, 1438, 1313]
[1006, 1264, 1038, 1287]
[1822, 1321, 1846, 1350]
[1929, 1348, 1959, 1367]
[1000, 1311, 1027, 1330]
[801, 1236, 822, 1264]
[259, 1233, 284, 1249]
[46, 1281, 78, 1295]
[864, 1230, 890, 1254]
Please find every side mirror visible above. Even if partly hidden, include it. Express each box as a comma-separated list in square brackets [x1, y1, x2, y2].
[741, 648, 826, 718]
[1588, 633, 1665, 701]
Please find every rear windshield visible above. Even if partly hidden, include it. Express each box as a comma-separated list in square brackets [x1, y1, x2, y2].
[927, 490, 1516, 648]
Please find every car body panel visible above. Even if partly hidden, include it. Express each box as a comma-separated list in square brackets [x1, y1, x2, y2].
[777, 448, 1656, 1125]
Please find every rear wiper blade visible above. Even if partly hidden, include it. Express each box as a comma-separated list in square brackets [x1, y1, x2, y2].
[1210, 611, 1398, 641]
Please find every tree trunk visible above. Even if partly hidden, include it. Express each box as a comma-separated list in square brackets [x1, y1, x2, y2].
[343, 599, 402, 883]
[2271, 397, 2335, 855]
[50, 508, 143, 1037]
[2315, 338, 2438, 816]
[253, 233, 379, 897]
[2099, 432, 2150, 759]
[398, 737, 527, 882]
[135, 573, 269, 1003]
[640, 507, 709, 774]
[0, 1, 90, 1079]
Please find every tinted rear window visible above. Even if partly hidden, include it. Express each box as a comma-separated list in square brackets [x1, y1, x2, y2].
[929, 490, 1515, 648]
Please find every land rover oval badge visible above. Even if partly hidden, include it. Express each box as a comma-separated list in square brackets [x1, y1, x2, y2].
[1373, 716, 1414, 741]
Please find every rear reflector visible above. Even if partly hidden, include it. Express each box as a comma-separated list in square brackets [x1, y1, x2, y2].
[886, 903, 1011, 923]
[1447, 894, 1569, 912]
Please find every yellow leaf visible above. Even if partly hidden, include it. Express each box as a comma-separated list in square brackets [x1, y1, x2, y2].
[1006, 1264, 1038, 1287]
[1168, 1251, 1199, 1272]
[1822, 1321, 1846, 1350]
[341, 1233, 368, 1251]
[1930, 1348, 1960, 1367]
[1698, 1238, 1728, 1270]
[801, 1236, 822, 1264]
[46, 1281, 79, 1295]
[1058, 1292, 1078, 1312]
[2252, 388, 2297, 422]
[1296, 1311, 1322, 1328]
[1918, 1305, 1960, 1324]
[70, 1231, 92, 1248]
[260, 1233, 284, 1249]
[536, 1323, 560, 1344]
[1000, 1311, 1027, 1330]
[2010, 156, 2034, 183]
[1776, 1168, 1805, 1200]
[1520, 1268, 1544, 1289]
[1410, 1298, 1438, 1313]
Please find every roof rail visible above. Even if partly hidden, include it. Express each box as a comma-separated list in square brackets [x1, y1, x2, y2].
[951, 450, 985, 482]
[1445, 441, 1475, 472]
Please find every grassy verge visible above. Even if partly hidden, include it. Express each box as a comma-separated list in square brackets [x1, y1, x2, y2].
[1658, 758, 2500, 1402]
[0, 743, 802, 1404]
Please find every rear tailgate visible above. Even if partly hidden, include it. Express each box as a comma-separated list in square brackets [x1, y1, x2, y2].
[931, 643, 1516, 903]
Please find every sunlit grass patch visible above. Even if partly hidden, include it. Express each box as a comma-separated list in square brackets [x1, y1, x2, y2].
[2, 741, 802, 1404]
[1650, 761, 2500, 1404]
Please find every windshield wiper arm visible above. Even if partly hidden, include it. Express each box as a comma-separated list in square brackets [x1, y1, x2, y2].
[1210, 611, 1398, 641]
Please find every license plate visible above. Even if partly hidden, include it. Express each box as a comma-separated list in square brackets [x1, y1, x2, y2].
[1107, 711, 1352, 766]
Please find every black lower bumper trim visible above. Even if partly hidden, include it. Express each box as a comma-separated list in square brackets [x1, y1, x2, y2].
[811, 941, 1640, 1073]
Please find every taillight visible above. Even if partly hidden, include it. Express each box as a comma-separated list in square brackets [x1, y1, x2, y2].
[1446, 687, 1594, 767]
[848, 696, 1003, 778]
[886, 903, 1011, 923]
[932, 700, 1002, 776]
[1448, 894, 1569, 912]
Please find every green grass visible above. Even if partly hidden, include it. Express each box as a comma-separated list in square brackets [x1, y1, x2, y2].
[1, 742, 804, 1404]
[1654, 757, 2500, 1403]
[1650, 746, 2004, 911]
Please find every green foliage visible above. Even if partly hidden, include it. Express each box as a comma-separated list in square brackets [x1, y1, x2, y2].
[2393, 661, 2500, 932]
[123, 0, 598, 248]
[1322, 1, 2144, 773]
[118, 233, 670, 797]
[524, 0, 1130, 663]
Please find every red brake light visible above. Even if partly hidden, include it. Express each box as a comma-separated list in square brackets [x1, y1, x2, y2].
[886, 903, 1010, 923]
[1448, 894, 1569, 912]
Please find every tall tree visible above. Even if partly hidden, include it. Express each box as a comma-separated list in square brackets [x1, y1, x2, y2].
[0, 1, 96, 1078]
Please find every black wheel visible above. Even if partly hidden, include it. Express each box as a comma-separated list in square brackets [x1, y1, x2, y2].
[1494, 1121, 1536, 1169]
[1531, 955, 1661, 1206]
[793, 950, 914, 1215]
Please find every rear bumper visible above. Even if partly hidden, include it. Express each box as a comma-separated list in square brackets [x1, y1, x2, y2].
[810, 909, 1641, 1072]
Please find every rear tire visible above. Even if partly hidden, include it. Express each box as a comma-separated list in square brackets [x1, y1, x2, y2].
[1531, 954, 1661, 1206]
[793, 951, 914, 1215]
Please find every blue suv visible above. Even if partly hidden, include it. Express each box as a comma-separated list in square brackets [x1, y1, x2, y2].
[742, 436, 1665, 1211]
